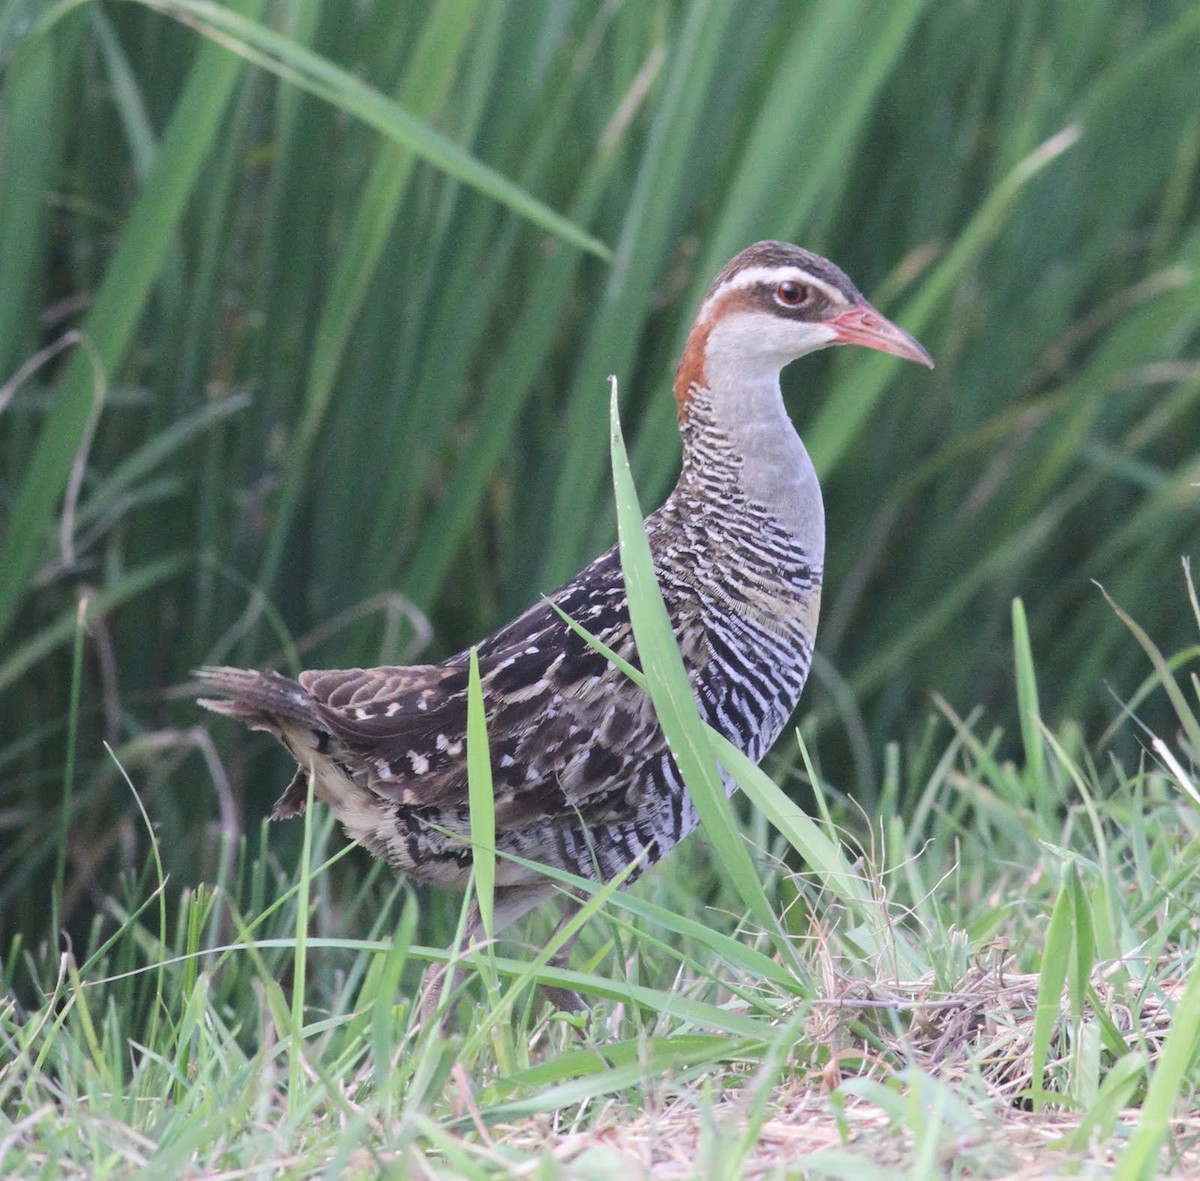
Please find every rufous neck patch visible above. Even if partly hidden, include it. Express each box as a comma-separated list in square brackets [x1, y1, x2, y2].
[673, 319, 711, 421]
[673, 285, 764, 422]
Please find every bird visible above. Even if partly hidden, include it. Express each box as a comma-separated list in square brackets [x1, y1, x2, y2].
[197, 241, 932, 1009]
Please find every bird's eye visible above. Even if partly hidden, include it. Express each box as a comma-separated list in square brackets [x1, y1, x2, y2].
[775, 280, 811, 308]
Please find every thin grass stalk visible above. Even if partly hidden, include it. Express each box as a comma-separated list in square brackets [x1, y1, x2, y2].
[53, 598, 87, 935]
[0, 555, 189, 696]
[1099, 585, 1200, 758]
[368, 899, 415, 1114]
[287, 772, 316, 1113]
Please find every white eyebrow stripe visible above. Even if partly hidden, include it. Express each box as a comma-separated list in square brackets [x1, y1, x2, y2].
[698, 266, 848, 323]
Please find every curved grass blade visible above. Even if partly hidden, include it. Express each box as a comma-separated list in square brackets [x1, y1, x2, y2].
[608, 378, 786, 955]
[126, 0, 608, 260]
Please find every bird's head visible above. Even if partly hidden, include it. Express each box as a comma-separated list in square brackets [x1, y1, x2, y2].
[675, 241, 933, 419]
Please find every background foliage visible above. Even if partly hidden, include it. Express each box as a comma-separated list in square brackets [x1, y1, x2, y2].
[2, 0, 1199, 954]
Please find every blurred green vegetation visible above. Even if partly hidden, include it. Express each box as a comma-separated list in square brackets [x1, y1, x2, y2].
[1, 0, 1198, 947]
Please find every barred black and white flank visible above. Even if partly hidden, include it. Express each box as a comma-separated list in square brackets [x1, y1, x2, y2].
[198, 242, 932, 951]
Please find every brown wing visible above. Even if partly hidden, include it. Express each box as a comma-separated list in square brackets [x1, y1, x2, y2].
[300, 546, 689, 828]
[298, 662, 469, 805]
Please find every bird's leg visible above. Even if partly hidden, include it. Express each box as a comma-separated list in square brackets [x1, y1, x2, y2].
[416, 895, 484, 1026]
[418, 880, 572, 1024]
[536, 897, 589, 1015]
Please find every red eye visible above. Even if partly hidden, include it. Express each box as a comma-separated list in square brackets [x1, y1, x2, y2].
[776, 280, 811, 307]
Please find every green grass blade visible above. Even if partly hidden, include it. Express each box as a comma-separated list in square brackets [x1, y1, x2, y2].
[465, 647, 495, 941]
[53, 599, 88, 933]
[1030, 858, 1076, 1111]
[1012, 598, 1048, 806]
[369, 897, 416, 1104]
[608, 379, 782, 949]
[75, 392, 250, 534]
[1114, 954, 1200, 1181]
[288, 771, 316, 1114]
[710, 732, 870, 910]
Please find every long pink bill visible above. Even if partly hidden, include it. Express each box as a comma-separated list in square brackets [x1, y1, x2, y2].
[829, 303, 934, 368]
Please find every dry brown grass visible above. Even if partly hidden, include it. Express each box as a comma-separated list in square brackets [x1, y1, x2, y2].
[479, 954, 1200, 1179]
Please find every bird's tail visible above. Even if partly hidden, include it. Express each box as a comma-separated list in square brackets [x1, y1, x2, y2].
[195, 665, 324, 730]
